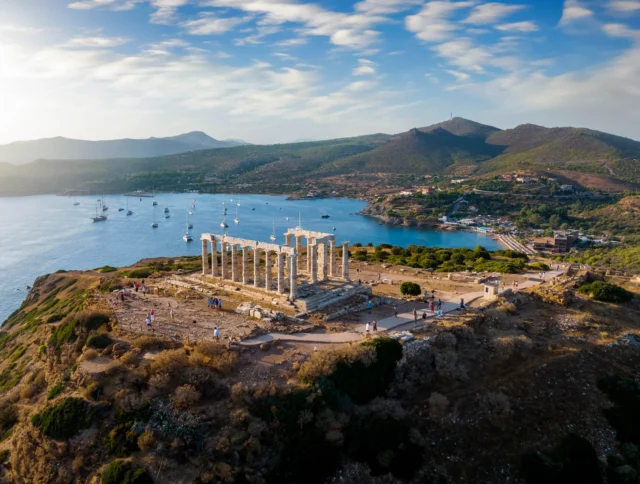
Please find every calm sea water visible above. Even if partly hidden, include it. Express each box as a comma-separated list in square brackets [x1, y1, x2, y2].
[0, 194, 500, 322]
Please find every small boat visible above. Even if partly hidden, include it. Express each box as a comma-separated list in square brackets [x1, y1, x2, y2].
[152, 201, 158, 206]
[321, 214, 330, 219]
[270, 222, 276, 242]
[220, 211, 229, 229]
[183, 233, 193, 242]
[234, 204, 240, 224]
[102, 206, 108, 212]
[165, 214, 170, 219]
[188, 210, 193, 215]
[252, 208, 255, 211]
[118, 208, 124, 212]
[127, 210, 133, 216]
[152, 222, 158, 228]
[187, 222, 193, 229]
[333, 227, 336, 231]
[91, 203, 107, 222]
[73, 200, 80, 206]
[164, 207, 169, 213]
[151, 187, 157, 205]
[286, 217, 289, 221]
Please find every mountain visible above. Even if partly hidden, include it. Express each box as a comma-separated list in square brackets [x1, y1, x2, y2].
[0, 131, 249, 164]
[419, 117, 501, 140]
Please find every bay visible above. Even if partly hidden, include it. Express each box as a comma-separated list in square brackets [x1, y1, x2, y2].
[0, 193, 500, 322]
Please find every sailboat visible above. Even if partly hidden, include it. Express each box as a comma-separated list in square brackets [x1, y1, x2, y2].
[126, 197, 133, 216]
[186, 212, 193, 229]
[183, 217, 193, 242]
[151, 206, 158, 228]
[220, 209, 229, 229]
[91, 203, 107, 222]
[152, 187, 158, 206]
[73, 196, 80, 206]
[234, 203, 240, 224]
[270, 223, 277, 242]
[164, 207, 170, 213]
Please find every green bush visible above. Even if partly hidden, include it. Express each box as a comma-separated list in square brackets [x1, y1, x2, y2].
[49, 319, 77, 349]
[31, 397, 95, 440]
[400, 282, 421, 296]
[98, 266, 118, 273]
[86, 333, 113, 349]
[126, 268, 152, 279]
[9, 346, 27, 363]
[578, 281, 634, 303]
[37, 345, 47, 356]
[103, 424, 139, 457]
[528, 262, 550, 271]
[75, 311, 110, 331]
[101, 460, 153, 484]
[46, 381, 65, 401]
[0, 402, 18, 440]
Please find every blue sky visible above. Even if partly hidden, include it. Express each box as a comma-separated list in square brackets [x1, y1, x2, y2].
[0, 0, 639, 144]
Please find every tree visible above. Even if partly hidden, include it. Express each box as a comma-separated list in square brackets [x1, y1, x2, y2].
[400, 282, 421, 297]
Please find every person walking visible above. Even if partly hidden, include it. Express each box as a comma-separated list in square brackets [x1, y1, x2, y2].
[142, 285, 147, 298]
[145, 313, 152, 329]
[367, 300, 372, 313]
[422, 311, 427, 321]
[460, 298, 465, 309]
[436, 299, 442, 311]
[372, 320, 377, 332]
[431, 290, 435, 299]
[214, 327, 220, 341]
[170, 309, 174, 322]
[150, 310, 155, 323]
[218, 299, 223, 310]
[394, 306, 398, 317]
[430, 301, 435, 313]
[413, 308, 417, 321]
[365, 322, 370, 335]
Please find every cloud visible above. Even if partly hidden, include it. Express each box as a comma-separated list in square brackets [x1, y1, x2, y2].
[272, 52, 297, 61]
[496, 21, 538, 32]
[0, 24, 42, 34]
[181, 15, 251, 35]
[559, 0, 593, 25]
[432, 38, 493, 73]
[445, 69, 471, 81]
[463, 3, 526, 25]
[68, 0, 143, 11]
[608, 0, 640, 12]
[602, 23, 640, 39]
[67, 0, 187, 23]
[202, 0, 385, 49]
[275, 37, 308, 47]
[353, 58, 376, 76]
[354, 0, 422, 15]
[65, 36, 130, 47]
[149, 0, 190, 24]
[405, 1, 475, 42]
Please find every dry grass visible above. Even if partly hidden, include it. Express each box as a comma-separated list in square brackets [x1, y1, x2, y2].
[298, 343, 376, 383]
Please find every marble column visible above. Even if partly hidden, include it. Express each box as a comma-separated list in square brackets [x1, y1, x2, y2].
[231, 245, 239, 282]
[254, 248, 260, 288]
[310, 243, 318, 284]
[342, 242, 350, 281]
[221, 243, 228, 280]
[296, 235, 303, 272]
[289, 253, 297, 300]
[285, 234, 292, 246]
[242, 246, 249, 285]
[211, 238, 218, 277]
[329, 240, 337, 278]
[307, 238, 312, 273]
[320, 242, 328, 281]
[201, 239, 209, 275]
[265, 250, 272, 291]
[277, 253, 285, 294]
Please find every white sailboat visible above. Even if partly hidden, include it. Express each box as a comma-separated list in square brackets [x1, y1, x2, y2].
[186, 212, 193, 229]
[220, 209, 229, 229]
[126, 197, 133, 216]
[152, 186, 158, 205]
[270, 223, 277, 242]
[234, 203, 240, 224]
[151, 206, 158, 228]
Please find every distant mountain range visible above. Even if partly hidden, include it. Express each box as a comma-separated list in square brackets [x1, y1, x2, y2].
[0, 118, 638, 195]
[0, 132, 249, 164]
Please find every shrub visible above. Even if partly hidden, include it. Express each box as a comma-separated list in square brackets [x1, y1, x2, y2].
[75, 311, 110, 331]
[49, 319, 77, 349]
[132, 335, 166, 351]
[103, 424, 139, 457]
[99, 266, 118, 273]
[47, 381, 65, 400]
[127, 268, 152, 279]
[528, 262, 550, 271]
[137, 431, 157, 453]
[86, 333, 113, 349]
[428, 392, 449, 416]
[578, 281, 634, 303]
[172, 384, 201, 409]
[191, 342, 238, 375]
[20, 384, 38, 400]
[400, 282, 421, 297]
[37, 345, 47, 357]
[392, 343, 435, 396]
[0, 401, 18, 439]
[101, 460, 153, 484]
[31, 397, 95, 440]
[82, 349, 99, 361]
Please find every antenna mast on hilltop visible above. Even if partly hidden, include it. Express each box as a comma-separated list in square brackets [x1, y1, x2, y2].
[450, 112, 453, 120]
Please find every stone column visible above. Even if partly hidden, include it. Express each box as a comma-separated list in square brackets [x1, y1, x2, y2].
[231, 244, 238, 282]
[277, 253, 285, 294]
[310, 243, 318, 284]
[254, 248, 260, 288]
[296, 235, 303, 271]
[342, 242, 350, 281]
[320, 242, 328, 281]
[201, 239, 209, 275]
[264, 250, 272, 291]
[242, 246, 249, 285]
[289, 253, 297, 300]
[211, 238, 218, 277]
[285, 234, 292, 246]
[221, 243, 228, 280]
[329, 240, 337, 278]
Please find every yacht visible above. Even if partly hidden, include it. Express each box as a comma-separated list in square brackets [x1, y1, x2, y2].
[164, 207, 170, 213]
[125, 197, 133, 216]
[152, 200, 158, 206]
[270, 223, 277, 242]
[91, 203, 107, 222]
[152, 186, 158, 205]
[234, 203, 240, 224]
[165, 214, 170, 219]
[188, 210, 193, 215]
[220, 210, 229, 229]
[151, 222, 158, 228]
[183, 232, 193, 242]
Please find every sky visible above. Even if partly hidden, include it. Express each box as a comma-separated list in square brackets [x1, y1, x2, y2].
[0, 0, 639, 145]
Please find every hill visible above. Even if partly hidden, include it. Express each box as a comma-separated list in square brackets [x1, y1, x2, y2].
[0, 131, 248, 165]
[0, 118, 639, 195]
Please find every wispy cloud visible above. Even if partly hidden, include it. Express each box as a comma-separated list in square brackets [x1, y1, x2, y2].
[445, 69, 471, 81]
[0, 24, 42, 34]
[405, 1, 475, 42]
[496, 21, 538, 32]
[602, 23, 640, 39]
[181, 15, 251, 35]
[65, 36, 130, 47]
[608, 0, 640, 12]
[463, 3, 527, 25]
[274, 37, 309, 47]
[559, 0, 593, 25]
[353, 58, 377, 76]
[354, 0, 422, 15]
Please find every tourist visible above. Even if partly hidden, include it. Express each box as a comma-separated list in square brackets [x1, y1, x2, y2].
[193, 320, 197, 325]
[365, 322, 370, 335]
[432, 290, 435, 299]
[150, 310, 155, 323]
[170, 309, 174, 321]
[142, 285, 147, 297]
[372, 320, 377, 332]
[218, 299, 223, 310]
[422, 311, 427, 321]
[119, 291, 125, 303]
[394, 306, 398, 317]
[429, 301, 435, 313]
[134, 283, 139, 293]
[214, 327, 220, 341]
[515, 281, 519, 290]
[367, 300, 372, 313]
[460, 298, 465, 309]
[145, 313, 152, 329]
[436, 299, 442, 311]
[413, 308, 417, 321]
[377, 273, 381, 280]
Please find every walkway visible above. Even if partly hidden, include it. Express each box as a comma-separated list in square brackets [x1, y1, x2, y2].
[496, 234, 536, 255]
[239, 270, 565, 346]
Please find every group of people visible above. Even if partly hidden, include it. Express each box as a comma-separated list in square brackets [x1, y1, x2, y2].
[206, 297, 223, 310]
[145, 310, 155, 328]
[365, 320, 378, 335]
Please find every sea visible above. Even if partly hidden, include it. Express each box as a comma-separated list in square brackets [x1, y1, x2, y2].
[0, 193, 500, 322]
